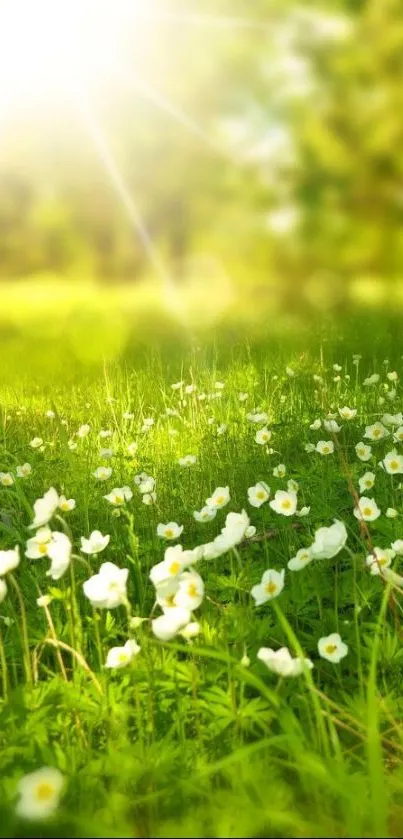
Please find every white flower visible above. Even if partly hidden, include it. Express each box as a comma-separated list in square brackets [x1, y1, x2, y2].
[0, 578, 7, 602]
[333, 363, 342, 372]
[46, 409, 55, 418]
[257, 646, 313, 677]
[206, 486, 230, 509]
[99, 448, 114, 459]
[31, 488, 59, 528]
[127, 441, 138, 456]
[104, 486, 133, 506]
[288, 547, 313, 571]
[178, 455, 197, 467]
[382, 450, 403, 474]
[36, 595, 52, 607]
[286, 366, 295, 377]
[99, 429, 113, 439]
[318, 633, 348, 663]
[77, 424, 91, 438]
[123, 412, 134, 420]
[392, 539, 403, 555]
[359, 472, 375, 493]
[171, 381, 184, 390]
[152, 606, 192, 640]
[138, 475, 155, 494]
[81, 531, 110, 555]
[251, 569, 285, 605]
[248, 482, 270, 508]
[157, 522, 184, 540]
[16, 767, 65, 820]
[0, 546, 20, 575]
[247, 411, 269, 424]
[311, 520, 348, 559]
[58, 495, 75, 512]
[354, 497, 381, 522]
[366, 546, 395, 575]
[363, 374, 380, 386]
[142, 491, 157, 506]
[68, 439, 78, 451]
[382, 413, 403, 427]
[173, 570, 204, 610]
[185, 384, 197, 394]
[245, 525, 257, 538]
[46, 532, 72, 580]
[255, 427, 272, 445]
[364, 422, 389, 441]
[316, 440, 334, 455]
[355, 442, 372, 462]
[220, 510, 250, 547]
[16, 462, 32, 478]
[93, 466, 112, 481]
[180, 621, 200, 640]
[193, 506, 217, 523]
[273, 463, 286, 477]
[387, 371, 398, 381]
[296, 506, 310, 517]
[324, 420, 341, 434]
[339, 406, 357, 420]
[393, 426, 403, 443]
[26, 527, 52, 559]
[386, 507, 398, 518]
[30, 437, 44, 449]
[287, 479, 299, 493]
[105, 639, 140, 669]
[83, 562, 128, 608]
[310, 419, 322, 430]
[150, 545, 201, 587]
[0, 472, 14, 486]
[270, 490, 297, 516]
[239, 392, 248, 402]
[304, 443, 316, 453]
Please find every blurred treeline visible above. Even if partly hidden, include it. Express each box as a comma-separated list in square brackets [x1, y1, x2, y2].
[0, 0, 402, 307]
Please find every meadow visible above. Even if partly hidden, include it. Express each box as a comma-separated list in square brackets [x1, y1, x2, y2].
[1, 288, 403, 838]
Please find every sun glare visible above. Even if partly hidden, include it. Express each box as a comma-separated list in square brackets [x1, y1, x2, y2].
[0, 0, 156, 116]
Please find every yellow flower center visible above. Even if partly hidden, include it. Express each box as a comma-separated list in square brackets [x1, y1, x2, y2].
[373, 429, 381, 438]
[377, 557, 387, 566]
[215, 496, 225, 505]
[165, 529, 174, 538]
[187, 583, 199, 598]
[38, 544, 48, 555]
[281, 500, 292, 510]
[362, 507, 373, 517]
[169, 561, 181, 575]
[118, 652, 128, 664]
[35, 782, 55, 802]
[115, 495, 123, 504]
[325, 644, 337, 655]
[389, 461, 398, 471]
[256, 491, 265, 500]
[265, 581, 277, 595]
[322, 446, 330, 454]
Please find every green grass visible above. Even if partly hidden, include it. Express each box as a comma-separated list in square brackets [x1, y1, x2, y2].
[1, 300, 403, 838]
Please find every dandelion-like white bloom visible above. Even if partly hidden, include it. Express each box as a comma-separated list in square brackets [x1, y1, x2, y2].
[193, 506, 217, 523]
[382, 450, 403, 475]
[316, 440, 334, 456]
[338, 406, 357, 420]
[31, 488, 59, 528]
[287, 547, 313, 571]
[248, 482, 270, 508]
[269, 490, 297, 516]
[206, 486, 230, 509]
[80, 531, 110, 555]
[0, 546, 20, 575]
[355, 442, 372, 462]
[104, 486, 133, 506]
[16, 463, 32, 478]
[257, 646, 313, 677]
[310, 520, 347, 559]
[354, 497, 381, 522]
[251, 569, 285, 605]
[15, 767, 65, 820]
[273, 464, 286, 477]
[83, 562, 128, 608]
[358, 472, 375, 493]
[318, 633, 348, 663]
[93, 466, 112, 481]
[157, 522, 184, 540]
[105, 639, 140, 669]
[364, 422, 389, 441]
[365, 547, 395, 575]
